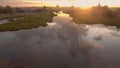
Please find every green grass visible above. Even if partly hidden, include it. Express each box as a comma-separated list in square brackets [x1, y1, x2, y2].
[0, 12, 54, 32]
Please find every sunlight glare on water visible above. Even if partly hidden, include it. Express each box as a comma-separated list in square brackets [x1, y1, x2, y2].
[54, 11, 70, 17]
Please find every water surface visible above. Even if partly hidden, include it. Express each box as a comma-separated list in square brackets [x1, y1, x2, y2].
[0, 12, 120, 68]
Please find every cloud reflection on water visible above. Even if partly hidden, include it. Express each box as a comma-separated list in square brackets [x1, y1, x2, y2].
[0, 12, 120, 68]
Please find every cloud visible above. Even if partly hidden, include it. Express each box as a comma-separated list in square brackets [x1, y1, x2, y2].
[0, 0, 80, 7]
[0, 0, 44, 7]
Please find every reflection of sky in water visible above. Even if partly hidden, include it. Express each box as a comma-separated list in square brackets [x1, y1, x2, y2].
[0, 19, 9, 24]
[0, 23, 120, 68]
[0, 12, 120, 68]
[86, 24, 120, 68]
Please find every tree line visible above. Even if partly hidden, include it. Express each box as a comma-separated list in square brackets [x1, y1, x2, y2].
[0, 5, 13, 14]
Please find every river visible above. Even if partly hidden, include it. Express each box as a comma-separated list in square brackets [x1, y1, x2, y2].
[0, 12, 120, 68]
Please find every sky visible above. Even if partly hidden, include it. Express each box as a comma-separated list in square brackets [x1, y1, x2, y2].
[0, 0, 119, 7]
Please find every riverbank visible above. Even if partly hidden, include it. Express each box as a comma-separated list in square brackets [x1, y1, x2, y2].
[0, 12, 120, 32]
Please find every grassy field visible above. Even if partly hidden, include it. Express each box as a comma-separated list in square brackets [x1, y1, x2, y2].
[74, 16, 120, 28]
[0, 12, 54, 32]
[70, 12, 120, 28]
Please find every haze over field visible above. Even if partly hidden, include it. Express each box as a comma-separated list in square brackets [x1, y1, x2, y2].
[0, 0, 120, 7]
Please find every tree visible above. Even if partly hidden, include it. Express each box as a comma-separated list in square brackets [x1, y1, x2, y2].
[4, 5, 13, 13]
[42, 6, 47, 11]
[0, 6, 4, 14]
[56, 5, 60, 8]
